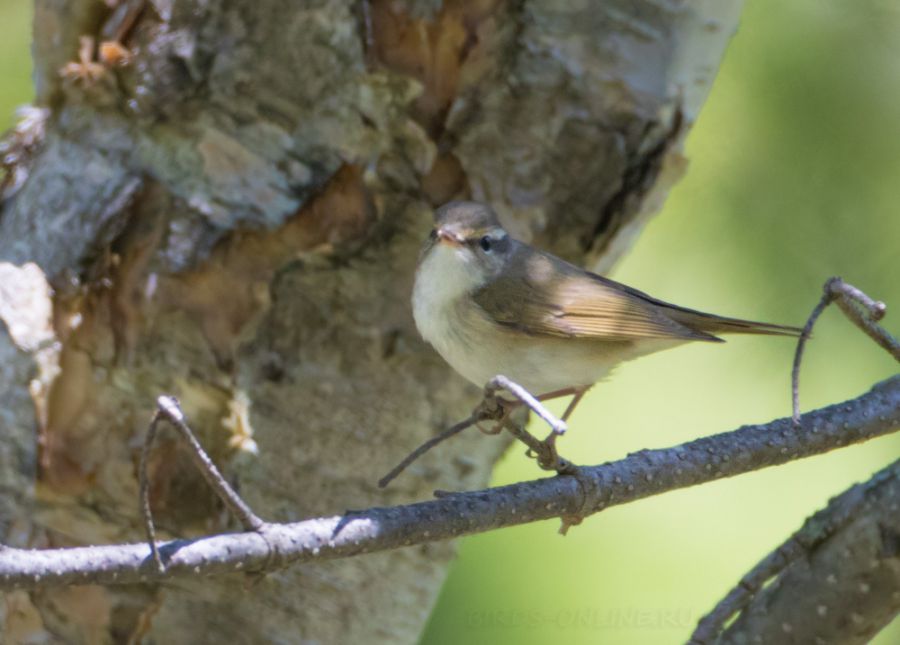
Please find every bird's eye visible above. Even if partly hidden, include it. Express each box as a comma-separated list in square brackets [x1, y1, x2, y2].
[479, 236, 493, 252]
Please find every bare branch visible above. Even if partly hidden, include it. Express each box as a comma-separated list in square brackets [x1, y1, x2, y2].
[139, 411, 165, 570]
[140, 396, 266, 571]
[144, 396, 265, 532]
[378, 413, 482, 488]
[1, 375, 897, 592]
[792, 277, 899, 426]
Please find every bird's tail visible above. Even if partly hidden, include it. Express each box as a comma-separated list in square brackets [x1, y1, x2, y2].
[668, 309, 803, 338]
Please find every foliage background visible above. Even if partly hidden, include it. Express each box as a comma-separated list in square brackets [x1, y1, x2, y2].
[1, 1, 897, 643]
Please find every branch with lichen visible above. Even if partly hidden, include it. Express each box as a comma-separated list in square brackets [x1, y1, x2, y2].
[0, 375, 897, 593]
[691, 456, 900, 644]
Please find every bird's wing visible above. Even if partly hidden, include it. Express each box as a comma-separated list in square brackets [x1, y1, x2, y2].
[472, 248, 721, 343]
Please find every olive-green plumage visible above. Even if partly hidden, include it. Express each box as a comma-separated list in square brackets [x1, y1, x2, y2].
[413, 201, 801, 396]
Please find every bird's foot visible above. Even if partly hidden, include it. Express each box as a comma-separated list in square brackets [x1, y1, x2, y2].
[524, 430, 576, 474]
[474, 395, 514, 435]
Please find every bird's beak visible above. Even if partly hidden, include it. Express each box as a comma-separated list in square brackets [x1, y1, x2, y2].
[434, 228, 463, 247]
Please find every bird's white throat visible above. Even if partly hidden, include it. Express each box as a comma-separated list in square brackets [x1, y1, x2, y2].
[412, 243, 484, 347]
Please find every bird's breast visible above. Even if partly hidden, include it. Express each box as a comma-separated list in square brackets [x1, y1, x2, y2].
[411, 244, 685, 394]
[412, 243, 480, 345]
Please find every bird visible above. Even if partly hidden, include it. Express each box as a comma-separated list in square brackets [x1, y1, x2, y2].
[412, 201, 801, 429]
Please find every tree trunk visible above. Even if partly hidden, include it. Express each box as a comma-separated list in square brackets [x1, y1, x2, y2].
[0, 1, 743, 642]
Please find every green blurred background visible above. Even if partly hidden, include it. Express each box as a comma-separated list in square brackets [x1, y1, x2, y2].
[0, 1, 31, 129]
[1, 0, 897, 643]
[423, 1, 900, 644]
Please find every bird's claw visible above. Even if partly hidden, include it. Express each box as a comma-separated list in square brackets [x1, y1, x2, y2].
[527, 432, 575, 473]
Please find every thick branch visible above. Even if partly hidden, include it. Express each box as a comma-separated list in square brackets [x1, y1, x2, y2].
[713, 458, 900, 644]
[1, 375, 897, 591]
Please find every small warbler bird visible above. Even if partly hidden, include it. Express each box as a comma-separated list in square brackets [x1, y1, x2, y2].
[412, 201, 801, 423]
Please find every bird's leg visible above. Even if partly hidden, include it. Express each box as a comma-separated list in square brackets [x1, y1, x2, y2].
[560, 387, 589, 421]
[477, 382, 591, 471]
[474, 395, 517, 435]
[476, 383, 577, 435]
[480, 378, 568, 471]
[536, 386, 582, 403]
[483, 376, 568, 433]
[531, 386, 590, 471]
[476, 378, 592, 475]
[537, 386, 596, 534]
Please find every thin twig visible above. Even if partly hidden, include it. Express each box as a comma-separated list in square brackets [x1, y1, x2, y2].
[378, 414, 481, 488]
[698, 276, 900, 642]
[377, 384, 508, 487]
[157, 396, 265, 530]
[139, 396, 266, 568]
[3, 376, 894, 591]
[792, 277, 899, 427]
[379, 375, 569, 487]
[139, 412, 165, 571]
[503, 419, 574, 472]
[792, 288, 833, 427]
[503, 422, 553, 459]
[832, 287, 898, 358]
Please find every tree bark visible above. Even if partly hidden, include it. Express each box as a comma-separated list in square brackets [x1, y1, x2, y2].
[1, 1, 745, 642]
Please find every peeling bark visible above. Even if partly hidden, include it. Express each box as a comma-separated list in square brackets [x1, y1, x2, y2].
[2, 0, 745, 642]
